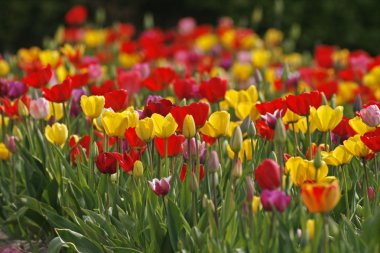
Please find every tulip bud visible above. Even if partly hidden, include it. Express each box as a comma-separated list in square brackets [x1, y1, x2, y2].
[246, 176, 255, 202]
[18, 100, 29, 117]
[247, 121, 256, 138]
[240, 116, 252, 134]
[5, 136, 17, 153]
[321, 92, 328, 105]
[369, 186, 374, 201]
[353, 94, 362, 113]
[232, 159, 243, 179]
[111, 173, 118, 184]
[274, 119, 286, 144]
[189, 172, 199, 192]
[30, 98, 50, 120]
[12, 126, 22, 140]
[208, 150, 220, 173]
[0, 143, 10, 160]
[306, 219, 315, 240]
[183, 114, 196, 138]
[133, 160, 144, 177]
[330, 94, 337, 108]
[313, 147, 322, 169]
[230, 126, 243, 153]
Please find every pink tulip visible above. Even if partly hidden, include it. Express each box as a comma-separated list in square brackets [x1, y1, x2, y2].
[29, 98, 49, 120]
[148, 176, 172, 197]
[360, 105, 380, 127]
[260, 189, 291, 213]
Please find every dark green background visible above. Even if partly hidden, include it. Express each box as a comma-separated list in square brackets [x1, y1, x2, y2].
[1, 0, 379, 54]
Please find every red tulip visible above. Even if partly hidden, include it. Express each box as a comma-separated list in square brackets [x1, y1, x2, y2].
[154, 134, 186, 157]
[69, 72, 89, 88]
[22, 65, 52, 88]
[256, 97, 287, 115]
[315, 45, 335, 68]
[143, 67, 177, 91]
[316, 81, 338, 100]
[104, 89, 129, 112]
[171, 102, 209, 130]
[332, 116, 356, 143]
[285, 91, 322, 116]
[361, 127, 380, 152]
[125, 127, 147, 151]
[173, 78, 199, 100]
[255, 159, 281, 190]
[256, 119, 274, 141]
[117, 69, 142, 95]
[91, 79, 114, 95]
[201, 133, 216, 146]
[65, 5, 88, 25]
[42, 77, 73, 103]
[95, 152, 121, 174]
[180, 163, 205, 183]
[141, 98, 174, 118]
[1, 96, 31, 118]
[199, 77, 227, 103]
[118, 149, 140, 174]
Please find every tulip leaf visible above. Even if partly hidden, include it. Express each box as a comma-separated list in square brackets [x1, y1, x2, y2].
[47, 237, 69, 253]
[56, 228, 104, 253]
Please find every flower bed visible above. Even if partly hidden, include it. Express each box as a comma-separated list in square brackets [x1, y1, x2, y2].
[0, 5, 379, 253]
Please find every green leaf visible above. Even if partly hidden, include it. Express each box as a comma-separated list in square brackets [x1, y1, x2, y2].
[47, 237, 68, 253]
[56, 228, 104, 253]
[104, 246, 143, 253]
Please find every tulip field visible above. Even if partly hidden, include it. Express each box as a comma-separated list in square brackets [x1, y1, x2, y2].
[1, 4, 380, 253]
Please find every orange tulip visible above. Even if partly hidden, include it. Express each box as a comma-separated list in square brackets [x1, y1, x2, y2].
[301, 180, 340, 213]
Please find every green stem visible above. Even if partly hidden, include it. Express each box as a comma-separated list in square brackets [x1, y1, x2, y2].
[192, 192, 197, 226]
[362, 159, 371, 215]
[306, 115, 312, 159]
[324, 215, 329, 253]
[212, 172, 219, 229]
[88, 121, 94, 187]
[165, 137, 168, 177]
[342, 166, 350, 217]
[291, 122, 298, 156]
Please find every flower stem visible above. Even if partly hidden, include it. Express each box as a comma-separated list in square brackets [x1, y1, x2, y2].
[212, 172, 219, 229]
[362, 158, 371, 215]
[306, 115, 312, 159]
[165, 137, 168, 176]
[342, 166, 350, 217]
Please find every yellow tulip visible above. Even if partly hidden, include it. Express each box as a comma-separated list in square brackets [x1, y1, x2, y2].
[195, 34, 218, 53]
[343, 134, 372, 158]
[0, 143, 10, 160]
[306, 219, 315, 240]
[289, 117, 308, 133]
[151, 113, 178, 138]
[45, 123, 68, 147]
[348, 116, 375, 136]
[124, 107, 139, 128]
[322, 145, 353, 166]
[282, 109, 302, 124]
[101, 111, 129, 138]
[310, 105, 343, 132]
[183, 115, 196, 138]
[235, 102, 254, 120]
[285, 157, 328, 186]
[0, 115, 10, 130]
[232, 63, 253, 82]
[252, 49, 271, 68]
[39, 50, 60, 67]
[200, 111, 230, 138]
[45, 102, 64, 121]
[80, 95, 105, 119]
[0, 59, 10, 76]
[252, 196, 262, 215]
[136, 117, 155, 142]
[227, 139, 255, 161]
[84, 29, 106, 48]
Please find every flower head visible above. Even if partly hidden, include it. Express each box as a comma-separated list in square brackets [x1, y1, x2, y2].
[148, 176, 172, 197]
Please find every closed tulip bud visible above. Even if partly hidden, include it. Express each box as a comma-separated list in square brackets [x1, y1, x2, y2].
[255, 159, 281, 190]
[369, 186, 374, 201]
[45, 122, 68, 147]
[274, 119, 286, 144]
[208, 150, 220, 173]
[330, 94, 336, 108]
[111, 173, 118, 184]
[133, 160, 144, 177]
[247, 121, 256, 138]
[232, 159, 242, 178]
[313, 147, 322, 169]
[230, 126, 243, 153]
[5, 136, 17, 153]
[360, 105, 380, 127]
[321, 92, 328, 105]
[18, 100, 29, 117]
[240, 116, 252, 134]
[353, 94, 362, 113]
[0, 143, 10, 160]
[189, 172, 199, 192]
[12, 126, 22, 140]
[80, 95, 105, 119]
[246, 176, 255, 202]
[183, 114, 196, 138]
[30, 98, 50, 120]
[306, 219, 315, 240]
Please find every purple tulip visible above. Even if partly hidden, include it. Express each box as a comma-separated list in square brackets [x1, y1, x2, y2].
[260, 189, 291, 213]
[148, 176, 172, 197]
[7, 80, 27, 99]
[208, 150, 220, 173]
[5, 136, 17, 153]
[0, 78, 9, 97]
[261, 109, 283, 130]
[71, 88, 87, 117]
[146, 95, 163, 105]
[181, 138, 206, 163]
[360, 105, 380, 127]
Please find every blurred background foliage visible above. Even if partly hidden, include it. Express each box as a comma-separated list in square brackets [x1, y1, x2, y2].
[1, 0, 380, 54]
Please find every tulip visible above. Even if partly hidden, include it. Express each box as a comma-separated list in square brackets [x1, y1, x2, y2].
[343, 135, 372, 158]
[182, 138, 206, 162]
[183, 114, 196, 138]
[101, 111, 129, 138]
[45, 123, 68, 147]
[306, 219, 315, 240]
[208, 150, 220, 173]
[22, 65, 52, 88]
[285, 91, 322, 116]
[310, 105, 343, 132]
[133, 160, 144, 177]
[80, 95, 105, 119]
[143, 67, 177, 92]
[260, 189, 291, 213]
[368, 186, 374, 201]
[285, 157, 329, 186]
[124, 128, 147, 151]
[261, 109, 283, 130]
[136, 117, 155, 142]
[227, 139, 255, 161]
[29, 98, 50, 120]
[5, 136, 17, 153]
[274, 119, 287, 144]
[148, 176, 172, 197]
[360, 105, 380, 127]
[301, 180, 341, 213]
[95, 152, 119, 174]
[151, 113, 178, 138]
[361, 127, 380, 152]
[200, 111, 230, 138]
[230, 126, 243, 154]
[154, 134, 186, 157]
[199, 77, 228, 103]
[0, 143, 10, 160]
[104, 89, 129, 112]
[349, 116, 375, 136]
[322, 145, 353, 166]
[252, 196, 262, 214]
[0, 59, 10, 76]
[8, 80, 27, 99]
[42, 77, 73, 103]
[255, 159, 281, 190]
